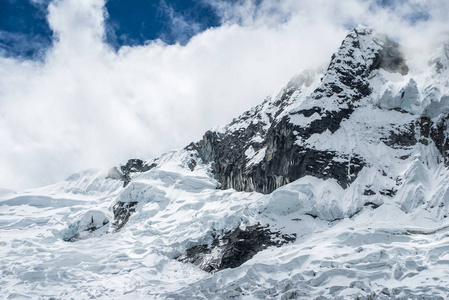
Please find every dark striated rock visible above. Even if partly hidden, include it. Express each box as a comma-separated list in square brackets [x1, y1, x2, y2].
[178, 224, 296, 273]
[419, 116, 449, 165]
[381, 123, 417, 149]
[120, 159, 156, 187]
[107, 159, 157, 187]
[379, 188, 397, 197]
[430, 119, 449, 164]
[196, 108, 365, 193]
[120, 158, 154, 174]
[364, 202, 380, 209]
[258, 117, 365, 191]
[363, 189, 376, 196]
[112, 201, 138, 231]
[398, 154, 412, 160]
[187, 159, 197, 171]
[291, 107, 354, 140]
[314, 34, 373, 103]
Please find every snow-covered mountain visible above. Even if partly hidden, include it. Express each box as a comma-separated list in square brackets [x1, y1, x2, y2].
[2, 26, 449, 299]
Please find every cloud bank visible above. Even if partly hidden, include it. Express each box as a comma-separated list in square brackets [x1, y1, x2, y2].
[1, 0, 448, 190]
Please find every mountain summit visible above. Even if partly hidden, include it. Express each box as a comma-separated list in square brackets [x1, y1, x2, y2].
[2, 27, 449, 299]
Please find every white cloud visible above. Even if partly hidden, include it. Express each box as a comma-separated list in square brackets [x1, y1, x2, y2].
[0, 0, 448, 190]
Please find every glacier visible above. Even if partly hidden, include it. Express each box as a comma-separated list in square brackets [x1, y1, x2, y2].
[2, 26, 449, 299]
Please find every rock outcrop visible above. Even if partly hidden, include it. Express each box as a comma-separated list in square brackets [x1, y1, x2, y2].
[178, 224, 296, 273]
[112, 201, 138, 231]
[107, 158, 156, 187]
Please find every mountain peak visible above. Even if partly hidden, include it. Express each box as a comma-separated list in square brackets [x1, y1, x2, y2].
[306, 27, 408, 112]
[338, 26, 408, 74]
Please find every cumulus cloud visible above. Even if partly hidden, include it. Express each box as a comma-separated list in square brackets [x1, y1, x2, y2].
[0, 0, 448, 190]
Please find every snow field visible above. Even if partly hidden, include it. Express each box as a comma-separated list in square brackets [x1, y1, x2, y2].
[2, 155, 449, 299]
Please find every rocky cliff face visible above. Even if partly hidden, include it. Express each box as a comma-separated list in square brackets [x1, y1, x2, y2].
[178, 225, 296, 273]
[107, 158, 156, 187]
[193, 27, 414, 194]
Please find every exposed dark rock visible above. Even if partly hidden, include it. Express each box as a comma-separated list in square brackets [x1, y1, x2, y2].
[364, 202, 380, 209]
[398, 154, 412, 160]
[121, 158, 153, 174]
[419, 117, 432, 137]
[188, 159, 197, 171]
[306, 213, 318, 219]
[258, 117, 365, 191]
[120, 159, 156, 187]
[107, 159, 157, 187]
[178, 224, 296, 273]
[435, 60, 445, 74]
[381, 123, 417, 149]
[112, 201, 138, 231]
[419, 116, 449, 165]
[291, 107, 354, 140]
[419, 138, 429, 146]
[314, 31, 375, 104]
[430, 120, 449, 164]
[363, 189, 376, 196]
[379, 188, 397, 197]
[196, 112, 365, 193]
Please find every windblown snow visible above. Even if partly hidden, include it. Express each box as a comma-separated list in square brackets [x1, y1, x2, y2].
[2, 27, 449, 299]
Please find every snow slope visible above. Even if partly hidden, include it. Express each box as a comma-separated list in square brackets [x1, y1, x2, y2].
[2, 157, 449, 299]
[2, 26, 449, 299]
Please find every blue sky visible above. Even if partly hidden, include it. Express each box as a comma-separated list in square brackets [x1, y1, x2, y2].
[105, 0, 223, 48]
[0, 0, 448, 190]
[0, 0, 433, 60]
[0, 0, 52, 58]
[0, 0, 230, 59]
